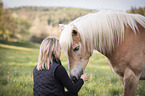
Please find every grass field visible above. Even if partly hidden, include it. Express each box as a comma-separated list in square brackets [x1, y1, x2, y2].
[0, 41, 145, 96]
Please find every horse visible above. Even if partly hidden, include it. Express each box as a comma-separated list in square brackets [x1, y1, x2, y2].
[59, 10, 145, 96]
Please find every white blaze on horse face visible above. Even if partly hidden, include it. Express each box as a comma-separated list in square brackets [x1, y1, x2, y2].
[68, 48, 90, 80]
[68, 29, 91, 80]
[70, 63, 83, 79]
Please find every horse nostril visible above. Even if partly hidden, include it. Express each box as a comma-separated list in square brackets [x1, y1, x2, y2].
[72, 76, 78, 83]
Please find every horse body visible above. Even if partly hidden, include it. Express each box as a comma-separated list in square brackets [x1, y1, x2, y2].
[107, 24, 145, 78]
[59, 10, 145, 96]
[107, 25, 145, 96]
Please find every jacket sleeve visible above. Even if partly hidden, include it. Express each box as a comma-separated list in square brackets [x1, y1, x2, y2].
[54, 65, 84, 94]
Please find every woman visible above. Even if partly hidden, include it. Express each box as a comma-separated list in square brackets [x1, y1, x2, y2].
[33, 37, 88, 96]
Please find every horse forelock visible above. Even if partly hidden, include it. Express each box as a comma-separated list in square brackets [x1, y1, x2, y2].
[59, 24, 73, 55]
[60, 10, 145, 55]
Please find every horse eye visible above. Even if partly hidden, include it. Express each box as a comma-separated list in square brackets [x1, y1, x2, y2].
[73, 46, 80, 51]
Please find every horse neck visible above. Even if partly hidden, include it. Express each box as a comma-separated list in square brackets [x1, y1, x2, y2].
[91, 31, 114, 56]
[84, 35, 108, 56]
[89, 34, 104, 55]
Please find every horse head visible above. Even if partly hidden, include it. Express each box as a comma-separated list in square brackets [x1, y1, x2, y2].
[60, 25, 92, 82]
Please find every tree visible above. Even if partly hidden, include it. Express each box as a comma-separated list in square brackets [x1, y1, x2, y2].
[127, 7, 145, 16]
[137, 7, 144, 16]
[0, 2, 16, 40]
[0, 2, 31, 41]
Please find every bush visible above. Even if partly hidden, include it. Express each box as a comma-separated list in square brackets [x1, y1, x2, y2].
[29, 32, 49, 43]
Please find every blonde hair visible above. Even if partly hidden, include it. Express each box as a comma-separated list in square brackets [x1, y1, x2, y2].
[37, 37, 60, 70]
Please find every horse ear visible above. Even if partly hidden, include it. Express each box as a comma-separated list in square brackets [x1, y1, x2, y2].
[59, 24, 64, 28]
[59, 24, 65, 32]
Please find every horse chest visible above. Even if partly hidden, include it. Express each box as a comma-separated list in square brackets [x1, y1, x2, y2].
[107, 58, 125, 77]
[114, 69, 124, 77]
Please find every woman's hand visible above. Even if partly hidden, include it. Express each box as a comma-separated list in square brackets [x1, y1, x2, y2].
[80, 73, 88, 82]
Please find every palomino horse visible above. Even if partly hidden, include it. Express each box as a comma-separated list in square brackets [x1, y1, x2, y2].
[59, 10, 145, 96]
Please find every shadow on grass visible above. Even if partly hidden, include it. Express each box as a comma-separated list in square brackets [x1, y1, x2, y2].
[0, 40, 39, 49]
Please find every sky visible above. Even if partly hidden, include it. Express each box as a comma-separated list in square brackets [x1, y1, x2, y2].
[2, 0, 145, 12]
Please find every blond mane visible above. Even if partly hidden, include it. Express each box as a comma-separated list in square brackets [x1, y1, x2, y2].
[60, 10, 145, 55]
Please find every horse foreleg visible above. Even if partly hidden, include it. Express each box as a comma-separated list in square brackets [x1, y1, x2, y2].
[118, 75, 124, 85]
[123, 67, 141, 96]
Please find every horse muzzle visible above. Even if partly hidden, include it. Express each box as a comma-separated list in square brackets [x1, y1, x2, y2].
[70, 69, 83, 83]
[71, 76, 78, 83]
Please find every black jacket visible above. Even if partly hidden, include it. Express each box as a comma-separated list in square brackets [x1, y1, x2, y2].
[33, 58, 64, 96]
[33, 58, 84, 96]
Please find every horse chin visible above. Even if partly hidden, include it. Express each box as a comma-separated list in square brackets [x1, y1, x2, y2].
[70, 69, 83, 83]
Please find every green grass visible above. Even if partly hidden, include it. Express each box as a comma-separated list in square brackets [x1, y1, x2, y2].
[0, 41, 145, 96]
